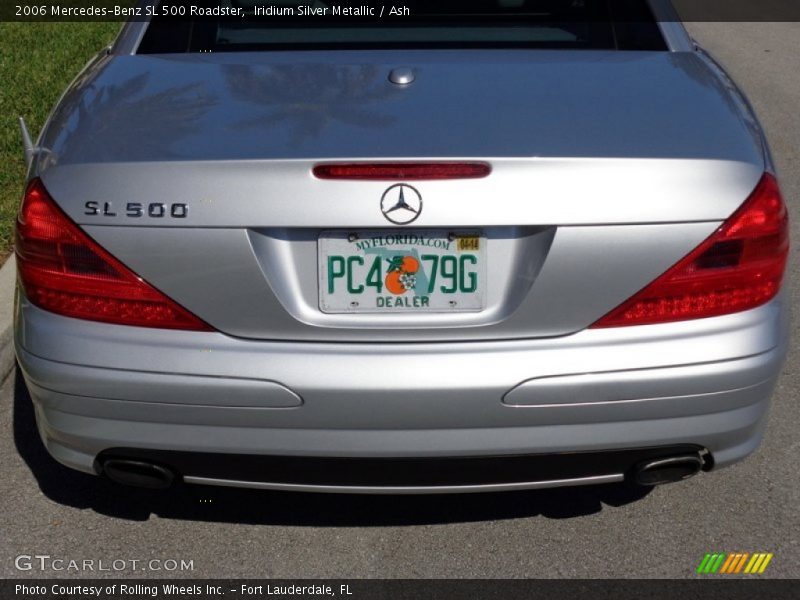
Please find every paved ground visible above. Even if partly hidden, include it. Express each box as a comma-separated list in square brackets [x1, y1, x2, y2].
[1, 23, 798, 579]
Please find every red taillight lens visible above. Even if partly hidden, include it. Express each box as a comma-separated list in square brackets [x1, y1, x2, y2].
[591, 174, 789, 328]
[15, 179, 212, 331]
[313, 162, 491, 180]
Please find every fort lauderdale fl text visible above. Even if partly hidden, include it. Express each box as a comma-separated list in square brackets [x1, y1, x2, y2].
[16, 583, 353, 597]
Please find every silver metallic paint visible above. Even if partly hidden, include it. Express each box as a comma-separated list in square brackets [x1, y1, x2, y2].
[82, 222, 723, 341]
[15, 287, 788, 488]
[180, 474, 626, 495]
[14, 13, 790, 491]
[38, 52, 765, 167]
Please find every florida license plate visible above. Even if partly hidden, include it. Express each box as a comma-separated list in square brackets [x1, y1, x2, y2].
[318, 230, 486, 313]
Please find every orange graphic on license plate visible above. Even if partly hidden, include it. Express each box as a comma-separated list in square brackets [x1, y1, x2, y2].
[385, 255, 420, 295]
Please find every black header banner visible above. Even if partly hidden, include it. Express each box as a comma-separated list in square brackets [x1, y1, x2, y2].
[2, 1, 800, 23]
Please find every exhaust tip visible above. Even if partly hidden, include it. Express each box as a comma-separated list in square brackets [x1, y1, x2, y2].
[633, 454, 703, 486]
[100, 458, 176, 489]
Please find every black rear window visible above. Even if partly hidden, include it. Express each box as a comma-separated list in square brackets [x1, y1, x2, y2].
[138, 0, 666, 54]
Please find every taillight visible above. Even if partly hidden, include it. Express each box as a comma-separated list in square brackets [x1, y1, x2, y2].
[313, 162, 491, 180]
[15, 179, 212, 331]
[591, 174, 789, 328]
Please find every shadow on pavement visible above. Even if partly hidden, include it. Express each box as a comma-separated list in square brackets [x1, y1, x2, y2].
[13, 369, 652, 524]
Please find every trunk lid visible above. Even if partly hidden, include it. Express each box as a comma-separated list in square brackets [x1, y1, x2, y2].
[42, 50, 762, 164]
[36, 50, 766, 341]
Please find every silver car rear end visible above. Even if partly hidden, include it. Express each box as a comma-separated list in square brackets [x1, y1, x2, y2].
[14, 2, 790, 492]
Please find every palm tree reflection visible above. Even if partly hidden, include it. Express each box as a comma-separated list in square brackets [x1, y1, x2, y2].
[56, 73, 217, 162]
[224, 63, 398, 144]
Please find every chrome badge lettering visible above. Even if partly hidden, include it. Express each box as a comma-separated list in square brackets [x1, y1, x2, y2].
[84, 202, 188, 219]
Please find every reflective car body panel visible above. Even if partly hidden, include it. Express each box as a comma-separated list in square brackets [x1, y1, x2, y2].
[16, 291, 789, 492]
[33, 49, 768, 341]
[38, 51, 763, 167]
[14, 6, 790, 492]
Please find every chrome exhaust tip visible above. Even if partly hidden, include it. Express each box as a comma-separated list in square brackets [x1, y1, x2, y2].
[633, 454, 704, 486]
[100, 458, 176, 489]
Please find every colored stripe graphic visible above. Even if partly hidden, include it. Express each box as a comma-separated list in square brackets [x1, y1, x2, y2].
[697, 554, 713, 574]
[725, 553, 739, 573]
[700, 553, 774, 574]
[700, 553, 717, 574]
[758, 553, 774, 573]
[719, 554, 736, 574]
[733, 553, 748, 573]
[710, 553, 726, 573]
[745, 554, 762, 574]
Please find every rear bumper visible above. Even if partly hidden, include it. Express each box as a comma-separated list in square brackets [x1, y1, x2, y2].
[93, 446, 708, 494]
[15, 290, 789, 492]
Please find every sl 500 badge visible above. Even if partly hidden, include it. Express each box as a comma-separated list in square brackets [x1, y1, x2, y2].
[84, 201, 188, 219]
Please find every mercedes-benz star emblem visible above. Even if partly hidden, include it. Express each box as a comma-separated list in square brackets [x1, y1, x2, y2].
[380, 184, 423, 225]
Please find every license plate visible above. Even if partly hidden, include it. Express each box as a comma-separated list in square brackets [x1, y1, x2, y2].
[319, 230, 486, 313]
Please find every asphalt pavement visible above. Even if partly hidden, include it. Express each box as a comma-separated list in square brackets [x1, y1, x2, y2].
[1, 22, 798, 579]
